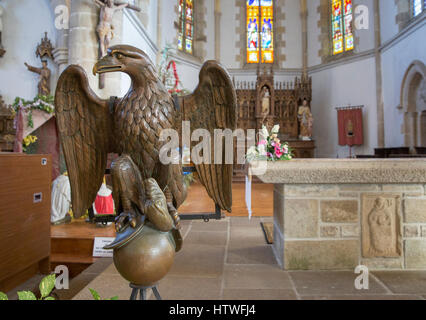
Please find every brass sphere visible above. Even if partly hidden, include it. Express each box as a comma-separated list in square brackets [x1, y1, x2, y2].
[112, 223, 176, 286]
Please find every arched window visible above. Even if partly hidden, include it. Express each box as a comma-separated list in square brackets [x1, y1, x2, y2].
[246, 0, 274, 64]
[178, 0, 194, 54]
[413, 0, 425, 16]
[331, 0, 353, 55]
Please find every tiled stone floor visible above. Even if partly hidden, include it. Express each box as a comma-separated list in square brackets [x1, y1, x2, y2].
[64, 217, 426, 300]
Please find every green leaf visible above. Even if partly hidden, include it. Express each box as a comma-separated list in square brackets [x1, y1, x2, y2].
[43, 297, 55, 300]
[39, 274, 56, 298]
[109, 296, 119, 300]
[17, 291, 37, 300]
[0, 292, 8, 300]
[89, 288, 101, 300]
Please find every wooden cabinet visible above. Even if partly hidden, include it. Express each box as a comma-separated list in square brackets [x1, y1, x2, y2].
[0, 153, 51, 292]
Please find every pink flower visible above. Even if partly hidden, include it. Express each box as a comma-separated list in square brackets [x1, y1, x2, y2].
[258, 140, 267, 146]
[283, 145, 288, 154]
[275, 146, 283, 158]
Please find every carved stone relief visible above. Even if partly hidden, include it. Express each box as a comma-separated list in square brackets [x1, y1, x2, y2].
[362, 194, 402, 258]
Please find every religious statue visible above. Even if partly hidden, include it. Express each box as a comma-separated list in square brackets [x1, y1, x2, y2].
[51, 174, 72, 225]
[54, 45, 237, 296]
[298, 99, 313, 140]
[93, 0, 140, 58]
[24, 60, 51, 96]
[0, 3, 5, 57]
[93, 178, 115, 215]
[368, 197, 394, 256]
[260, 86, 270, 124]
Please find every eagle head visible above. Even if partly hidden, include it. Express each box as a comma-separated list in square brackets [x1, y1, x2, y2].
[93, 45, 154, 78]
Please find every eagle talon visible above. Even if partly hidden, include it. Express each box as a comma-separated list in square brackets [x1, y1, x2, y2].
[115, 211, 139, 233]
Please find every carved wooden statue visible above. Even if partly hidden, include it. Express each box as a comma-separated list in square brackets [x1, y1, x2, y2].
[0, 3, 5, 57]
[25, 60, 51, 96]
[36, 32, 54, 61]
[55, 45, 237, 287]
[298, 99, 313, 141]
[260, 86, 271, 125]
[94, 0, 140, 58]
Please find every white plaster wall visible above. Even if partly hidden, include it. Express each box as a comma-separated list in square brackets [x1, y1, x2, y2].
[146, 0, 158, 43]
[0, 0, 57, 104]
[381, 21, 426, 148]
[220, 0, 239, 69]
[310, 57, 378, 158]
[282, 0, 302, 69]
[204, 0, 215, 61]
[379, 0, 399, 43]
[354, 0, 375, 52]
[307, 0, 321, 68]
[120, 9, 158, 96]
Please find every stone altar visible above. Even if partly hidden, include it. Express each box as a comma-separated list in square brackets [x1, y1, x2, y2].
[252, 159, 426, 270]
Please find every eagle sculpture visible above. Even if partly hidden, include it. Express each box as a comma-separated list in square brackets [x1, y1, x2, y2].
[55, 45, 237, 286]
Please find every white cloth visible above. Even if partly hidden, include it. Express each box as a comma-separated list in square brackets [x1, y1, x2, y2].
[97, 183, 112, 197]
[245, 174, 252, 220]
[51, 175, 71, 223]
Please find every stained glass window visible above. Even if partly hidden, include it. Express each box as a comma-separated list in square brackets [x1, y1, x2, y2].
[178, 0, 194, 54]
[247, 0, 274, 64]
[413, 0, 425, 16]
[332, 0, 353, 55]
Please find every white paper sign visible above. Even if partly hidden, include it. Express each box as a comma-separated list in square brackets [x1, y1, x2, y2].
[93, 237, 115, 257]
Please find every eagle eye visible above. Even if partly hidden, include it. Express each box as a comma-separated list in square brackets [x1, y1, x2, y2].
[115, 52, 125, 60]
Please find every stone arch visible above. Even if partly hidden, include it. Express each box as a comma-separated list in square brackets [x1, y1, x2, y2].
[400, 60, 426, 149]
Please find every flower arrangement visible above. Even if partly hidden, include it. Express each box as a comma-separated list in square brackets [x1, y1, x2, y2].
[246, 125, 293, 162]
[12, 94, 55, 128]
[23, 135, 38, 152]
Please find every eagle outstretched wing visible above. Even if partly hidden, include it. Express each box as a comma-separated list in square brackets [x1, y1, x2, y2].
[55, 65, 113, 218]
[182, 61, 238, 212]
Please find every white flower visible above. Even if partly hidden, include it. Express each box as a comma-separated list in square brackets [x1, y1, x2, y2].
[271, 125, 280, 134]
[261, 126, 269, 140]
[258, 144, 267, 156]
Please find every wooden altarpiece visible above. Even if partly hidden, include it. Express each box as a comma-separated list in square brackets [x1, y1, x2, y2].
[233, 67, 315, 159]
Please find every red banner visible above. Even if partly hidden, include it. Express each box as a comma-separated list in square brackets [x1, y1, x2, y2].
[338, 108, 364, 146]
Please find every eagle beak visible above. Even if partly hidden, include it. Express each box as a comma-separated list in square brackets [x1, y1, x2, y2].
[93, 55, 123, 75]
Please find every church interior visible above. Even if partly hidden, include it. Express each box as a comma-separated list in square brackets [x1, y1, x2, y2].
[0, 0, 425, 302]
